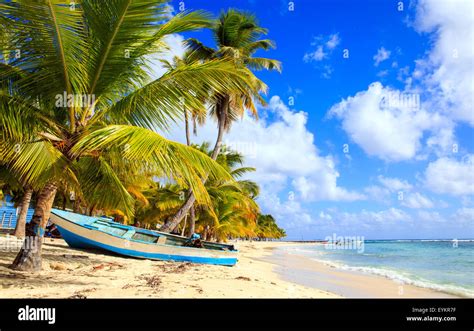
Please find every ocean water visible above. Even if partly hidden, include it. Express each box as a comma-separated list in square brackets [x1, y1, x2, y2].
[283, 240, 474, 297]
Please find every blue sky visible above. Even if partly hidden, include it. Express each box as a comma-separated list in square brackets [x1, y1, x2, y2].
[161, 0, 474, 240]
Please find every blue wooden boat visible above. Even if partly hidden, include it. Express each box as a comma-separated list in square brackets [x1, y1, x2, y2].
[50, 209, 238, 266]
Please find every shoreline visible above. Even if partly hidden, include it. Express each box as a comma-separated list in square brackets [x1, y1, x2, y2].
[266, 243, 459, 298]
[0, 236, 462, 298]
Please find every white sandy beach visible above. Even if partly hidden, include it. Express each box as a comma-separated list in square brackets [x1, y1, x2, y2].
[0, 235, 456, 298]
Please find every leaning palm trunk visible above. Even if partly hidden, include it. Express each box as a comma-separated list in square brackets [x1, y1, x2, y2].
[187, 206, 196, 236]
[10, 183, 57, 271]
[159, 97, 228, 233]
[183, 108, 198, 236]
[13, 186, 33, 239]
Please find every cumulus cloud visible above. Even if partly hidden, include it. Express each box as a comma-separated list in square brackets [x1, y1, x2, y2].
[373, 47, 391, 66]
[328, 0, 472, 162]
[414, 0, 474, 125]
[257, 190, 314, 233]
[328, 82, 452, 162]
[424, 155, 474, 196]
[164, 95, 363, 204]
[401, 192, 434, 209]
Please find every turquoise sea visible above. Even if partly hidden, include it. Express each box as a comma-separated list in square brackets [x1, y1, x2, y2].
[283, 240, 474, 297]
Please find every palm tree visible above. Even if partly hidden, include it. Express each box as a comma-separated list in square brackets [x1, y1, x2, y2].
[255, 214, 286, 240]
[160, 52, 206, 234]
[137, 143, 261, 241]
[0, 166, 34, 238]
[160, 9, 281, 232]
[0, 0, 261, 271]
[13, 186, 33, 238]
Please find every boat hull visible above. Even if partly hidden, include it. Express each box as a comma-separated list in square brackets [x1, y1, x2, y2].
[50, 210, 238, 266]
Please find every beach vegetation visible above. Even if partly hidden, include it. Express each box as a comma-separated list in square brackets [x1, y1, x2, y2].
[1, 0, 264, 271]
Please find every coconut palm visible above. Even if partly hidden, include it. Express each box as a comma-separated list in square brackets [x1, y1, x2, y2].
[137, 143, 261, 241]
[0, 0, 262, 271]
[13, 186, 33, 238]
[0, 166, 34, 238]
[255, 214, 286, 240]
[160, 9, 281, 232]
[160, 51, 207, 234]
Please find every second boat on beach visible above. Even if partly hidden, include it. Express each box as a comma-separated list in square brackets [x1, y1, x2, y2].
[50, 209, 238, 266]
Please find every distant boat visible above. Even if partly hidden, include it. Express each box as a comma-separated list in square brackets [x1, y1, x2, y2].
[50, 209, 238, 266]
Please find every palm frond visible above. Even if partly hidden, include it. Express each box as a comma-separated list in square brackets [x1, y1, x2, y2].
[71, 125, 233, 207]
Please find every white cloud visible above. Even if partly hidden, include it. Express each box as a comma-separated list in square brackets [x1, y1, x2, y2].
[452, 207, 474, 224]
[358, 208, 411, 223]
[414, 0, 474, 125]
[326, 34, 340, 49]
[376, 70, 389, 78]
[378, 175, 413, 192]
[373, 47, 391, 66]
[417, 210, 443, 222]
[292, 172, 365, 202]
[364, 185, 391, 204]
[304, 33, 340, 62]
[303, 33, 340, 78]
[401, 192, 434, 209]
[328, 82, 452, 162]
[328, 0, 472, 162]
[319, 211, 333, 220]
[424, 155, 474, 196]
[146, 34, 186, 80]
[288, 207, 415, 239]
[323, 208, 412, 229]
[256, 189, 314, 235]
[363, 176, 413, 204]
[303, 45, 326, 62]
[164, 95, 363, 203]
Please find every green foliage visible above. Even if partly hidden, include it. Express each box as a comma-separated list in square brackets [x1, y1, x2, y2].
[0, 3, 286, 241]
[256, 214, 286, 240]
[0, 0, 261, 218]
[184, 9, 282, 130]
[135, 144, 284, 241]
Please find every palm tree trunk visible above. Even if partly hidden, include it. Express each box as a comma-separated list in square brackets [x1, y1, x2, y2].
[13, 186, 33, 239]
[181, 215, 187, 236]
[185, 108, 196, 236]
[188, 206, 196, 236]
[61, 192, 67, 210]
[210, 99, 227, 159]
[184, 107, 191, 146]
[10, 183, 57, 272]
[159, 97, 228, 233]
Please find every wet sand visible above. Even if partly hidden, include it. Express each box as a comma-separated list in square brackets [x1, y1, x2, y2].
[267, 245, 458, 298]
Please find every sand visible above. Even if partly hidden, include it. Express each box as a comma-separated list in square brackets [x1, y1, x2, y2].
[268, 245, 458, 298]
[0, 236, 336, 298]
[0, 235, 456, 298]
